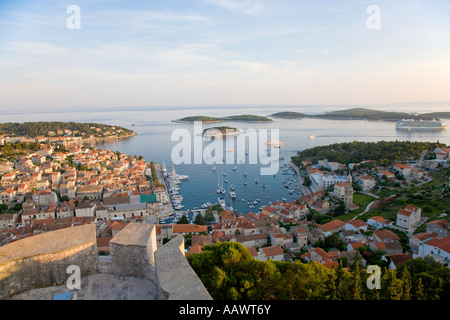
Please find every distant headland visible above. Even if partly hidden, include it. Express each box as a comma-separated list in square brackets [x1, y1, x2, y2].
[0, 121, 136, 143]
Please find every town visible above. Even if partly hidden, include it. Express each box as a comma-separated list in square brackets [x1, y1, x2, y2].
[1, 133, 449, 277]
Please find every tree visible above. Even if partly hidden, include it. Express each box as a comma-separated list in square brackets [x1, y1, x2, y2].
[194, 213, 206, 225]
[381, 268, 403, 300]
[414, 277, 425, 300]
[350, 262, 362, 300]
[303, 177, 312, 187]
[397, 265, 412, 300]
[177, 215, 189, 224]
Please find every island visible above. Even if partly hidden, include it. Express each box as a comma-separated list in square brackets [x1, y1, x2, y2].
[201, 126, 244, 137]
[271, 108, 442, 121]
[270, 111, 307, 119]
[173, 114, 274, 123]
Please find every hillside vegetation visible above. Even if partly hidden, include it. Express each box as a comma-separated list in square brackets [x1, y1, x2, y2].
[0, 122, 135, 138]
[292, 141, 446, 167]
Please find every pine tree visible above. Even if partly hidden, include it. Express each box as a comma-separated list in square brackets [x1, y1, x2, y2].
[414, 277, 425, 300]
[382, 269, 403, 300]
[399, 266, 412, 300]
[350, 262, 362, 300]
[325, 270, 338, 300]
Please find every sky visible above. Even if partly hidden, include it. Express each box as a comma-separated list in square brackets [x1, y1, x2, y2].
[0, 0, 449, 113]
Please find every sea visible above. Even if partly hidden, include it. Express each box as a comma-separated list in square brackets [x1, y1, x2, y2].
[1, 104, 449, 214]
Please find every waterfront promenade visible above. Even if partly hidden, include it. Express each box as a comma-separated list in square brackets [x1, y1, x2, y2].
[289, 161, 311, 196]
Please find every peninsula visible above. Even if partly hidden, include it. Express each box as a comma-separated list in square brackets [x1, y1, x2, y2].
[0, 121, 136, 146]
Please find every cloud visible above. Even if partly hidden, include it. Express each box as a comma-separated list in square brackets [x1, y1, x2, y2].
[204, 0, 264, 15]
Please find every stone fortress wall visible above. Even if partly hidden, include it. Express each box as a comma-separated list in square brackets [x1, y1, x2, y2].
[0, 222, 212, 300]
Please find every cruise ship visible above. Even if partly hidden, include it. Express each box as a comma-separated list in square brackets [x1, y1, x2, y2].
[396, 118, 447, 130]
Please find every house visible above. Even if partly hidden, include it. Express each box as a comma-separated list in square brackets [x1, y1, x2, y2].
[411, 169, 424, 179]
[414, 235, 450, 265]
[409, 232, 436, 252]
[426, 219, 450, 237]
[0, 213, 20, 229]
[269, 232, 294, 248]
[256, 246, 284, 262]
[56, 203, 75, 219]
[357, 175, 376, 191]
[32, 190, 58, 206]
[172, 224, 208, 237]
[237, 233, 268, 248]
[385, 253, 413, 269]
[345, 219, 368, 233]
[290, 226, 308, 248]
[369, 240, 403, 255]
[302, 247, 339, 269]
[393, 163, 412, 176]
[396, 205, 421, 229]
[220, 210, 236, 223]
[75, 201, 97, 217]
[347, 242, 366, 252]
[377, 171, 395, 179]
[372, 229, 399, 242]
[21, 208, 39, 224]
[434, 147, 450, 160]
[367, 216, 391, 230]
[320, 219, 345, 236]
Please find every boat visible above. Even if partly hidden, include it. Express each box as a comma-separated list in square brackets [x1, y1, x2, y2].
[244, 181, 248, 185]
[218, 198, 227, 209]
[267, 139, 284, 147]
[255, 178, 258, 183]
[396, 118, 447, 130]
[233, 166, 237, 171]
[308, 134, 315, 139]
[224, 178, 228, 183]
[230, 185, 235, 190]
[243, 172, 247, 177]
[212, 167, 216, 171]
[262, 184, 266, 188]
[229, 191, 236, 199]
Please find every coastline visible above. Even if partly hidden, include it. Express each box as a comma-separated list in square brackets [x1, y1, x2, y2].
[81, 132, 137, 144]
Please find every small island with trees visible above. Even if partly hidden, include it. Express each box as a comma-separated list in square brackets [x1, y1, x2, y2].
[173, 114, 274, 123]
[201, 126, 244, 137]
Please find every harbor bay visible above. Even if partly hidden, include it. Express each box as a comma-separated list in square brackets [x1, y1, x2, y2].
[1, 106, 449, 217]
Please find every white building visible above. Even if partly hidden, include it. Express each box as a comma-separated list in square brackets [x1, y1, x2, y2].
[396, 205, 421, 229]
[357, 175, 376, 191]
[414, 235, 450, 265]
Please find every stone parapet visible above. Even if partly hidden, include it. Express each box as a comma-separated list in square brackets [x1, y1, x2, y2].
[0, 224, 98, 299]
[154, 235, 212, 300]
